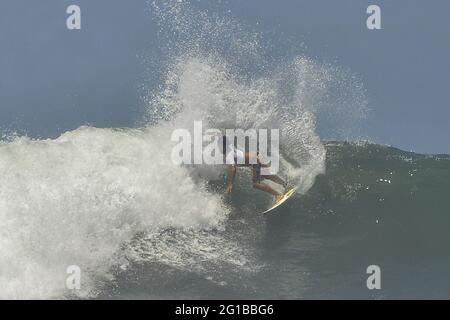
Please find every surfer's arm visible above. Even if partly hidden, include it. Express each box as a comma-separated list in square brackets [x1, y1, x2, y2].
[226, 164, 236, 193]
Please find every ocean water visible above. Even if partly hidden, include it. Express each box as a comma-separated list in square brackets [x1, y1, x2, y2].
[103, 141, 450, 300]
[2, 134, 449, 299]
[1, 1, 449, 299]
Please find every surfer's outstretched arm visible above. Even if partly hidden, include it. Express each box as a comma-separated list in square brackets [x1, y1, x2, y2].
[226, 164, 236, 193]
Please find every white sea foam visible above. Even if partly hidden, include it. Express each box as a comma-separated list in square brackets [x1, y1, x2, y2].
[0, 126, 228, 298]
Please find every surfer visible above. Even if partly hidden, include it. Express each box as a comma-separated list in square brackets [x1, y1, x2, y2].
[221, 136, 288, 203]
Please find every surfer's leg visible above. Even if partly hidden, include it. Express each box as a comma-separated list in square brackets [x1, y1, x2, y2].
[252, 166, 283, 201]
[253, 182, 282, 196]
[264, 174, 287, 188]
[255, 159, 288, 189]
[254, 153, 288, 189]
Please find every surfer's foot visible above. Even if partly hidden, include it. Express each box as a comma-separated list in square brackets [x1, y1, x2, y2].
[274, 193, 284, 203]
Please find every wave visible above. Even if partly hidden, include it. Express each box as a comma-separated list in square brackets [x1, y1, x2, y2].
[301, 141, 450, 259]
[0, 127, 228, 298]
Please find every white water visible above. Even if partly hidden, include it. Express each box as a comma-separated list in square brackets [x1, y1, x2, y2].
[0, 126, 228, 298]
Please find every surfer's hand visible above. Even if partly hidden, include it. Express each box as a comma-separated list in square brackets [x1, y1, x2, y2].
[226, 184, 233, 194]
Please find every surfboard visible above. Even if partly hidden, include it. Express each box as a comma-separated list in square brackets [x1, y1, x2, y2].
[262, 186, 298, 215]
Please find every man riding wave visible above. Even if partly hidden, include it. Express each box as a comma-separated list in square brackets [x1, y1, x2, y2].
[220, 135, 288, 203]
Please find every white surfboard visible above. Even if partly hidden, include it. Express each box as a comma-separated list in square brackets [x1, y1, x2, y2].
[262, 186, 298, 215]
